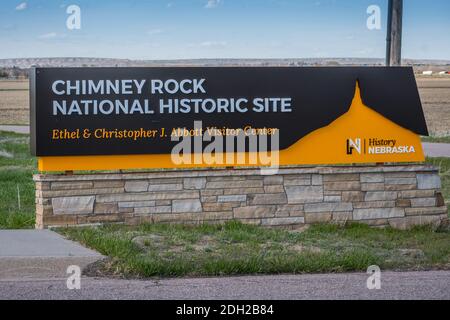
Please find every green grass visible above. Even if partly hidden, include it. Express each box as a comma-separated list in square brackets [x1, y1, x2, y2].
[0, 131, 36, 229]
[59, 221, 450, 278]
[426, 157, 450, 210]
[421, 136, 450, 143]
[1, 129, 449, 277]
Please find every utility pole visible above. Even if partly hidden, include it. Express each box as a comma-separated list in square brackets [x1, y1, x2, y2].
[386, 0, 403, 66]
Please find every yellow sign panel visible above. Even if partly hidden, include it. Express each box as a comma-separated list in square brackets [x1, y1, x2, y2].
[38, 83, 424, 171]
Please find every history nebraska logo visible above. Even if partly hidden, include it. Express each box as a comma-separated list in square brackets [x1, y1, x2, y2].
[347, 138, 416, 155]
[346, 138, 362, 155]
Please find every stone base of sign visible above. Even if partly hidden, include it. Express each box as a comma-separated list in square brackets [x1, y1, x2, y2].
[33, 165, 448, 230]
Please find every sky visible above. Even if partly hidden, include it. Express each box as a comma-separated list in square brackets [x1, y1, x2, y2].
[0, 0, 449, 60]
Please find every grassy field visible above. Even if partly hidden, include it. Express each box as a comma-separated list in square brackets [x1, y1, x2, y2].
[58, 221, 450, 278]
[427, 157, 450, 207]
[1, 129, 449, 277]
[0, 131, 36, 229]
[421, 136, 450, 143]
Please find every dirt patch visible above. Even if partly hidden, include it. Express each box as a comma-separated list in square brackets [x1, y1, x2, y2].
[0, 81, 29, 124]
[1, 78, 449, 134]
[287, 244, 322, 253]
[192, 235, 217, 251]
[398, 249, 425, 259]
[416, 78, 450, 136]
[132, 234, 166, 249]
[132, 234, 218, 254]
[0, 80, 29, 90]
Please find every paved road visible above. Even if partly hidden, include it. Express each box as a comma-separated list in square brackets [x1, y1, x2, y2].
[422, 142, 450, 158]
[0, 125, 29, 134]
[0, 231, 448, 299]
[0, 271, 449, 300]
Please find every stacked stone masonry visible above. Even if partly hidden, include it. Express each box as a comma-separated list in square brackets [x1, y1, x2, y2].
[34, 165, 448, 230]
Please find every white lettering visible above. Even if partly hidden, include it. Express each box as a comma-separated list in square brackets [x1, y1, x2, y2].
[52, 80, 65, 95]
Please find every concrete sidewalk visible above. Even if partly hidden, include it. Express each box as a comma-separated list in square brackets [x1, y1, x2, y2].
[0, 230, 103, 279]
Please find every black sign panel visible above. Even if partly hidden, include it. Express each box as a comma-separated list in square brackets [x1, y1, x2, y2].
[30, 67, 428, 156]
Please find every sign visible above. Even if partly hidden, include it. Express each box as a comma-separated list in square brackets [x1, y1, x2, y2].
[30, 67, 428, 171]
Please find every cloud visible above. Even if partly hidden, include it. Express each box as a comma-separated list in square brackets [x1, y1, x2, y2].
[147, 29, 163, 35]
[15, 2, 27, 11]
[38, 32, 57, 39]
[205, 0, 221, 9]
[2, 24, 17, 31]
[199, 41, 227, 48]
[269, 41, 284, 47]
[167, 2, 174, 8]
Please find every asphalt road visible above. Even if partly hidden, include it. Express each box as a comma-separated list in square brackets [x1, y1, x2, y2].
[0, 125, 29, 134]
[422, 142, 450, 158]
[1, 271, 449, 300]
